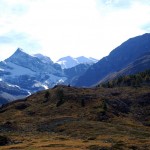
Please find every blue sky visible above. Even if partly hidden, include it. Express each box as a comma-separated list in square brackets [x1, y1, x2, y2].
[0, 0, 150, 61]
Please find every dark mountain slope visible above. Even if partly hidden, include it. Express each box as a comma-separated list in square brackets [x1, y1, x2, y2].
[100, 52, 150, 83]
[64, 63, 91, 85]
[75, 33, 150, 87]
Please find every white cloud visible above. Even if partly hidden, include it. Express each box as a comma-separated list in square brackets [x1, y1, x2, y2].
[0, 0, 150, 61]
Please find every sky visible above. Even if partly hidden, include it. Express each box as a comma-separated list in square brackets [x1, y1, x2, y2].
[0, 0, 150, 62]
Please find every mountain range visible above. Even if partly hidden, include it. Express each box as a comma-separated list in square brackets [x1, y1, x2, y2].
[0, 49, 95, 105]
[0, 33, 150, 105]
[0, 33, 150, 149]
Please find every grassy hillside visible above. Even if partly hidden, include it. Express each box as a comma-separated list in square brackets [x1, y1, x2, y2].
[0, 82, 150, 149]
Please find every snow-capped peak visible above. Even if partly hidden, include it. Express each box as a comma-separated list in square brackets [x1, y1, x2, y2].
[56, 56, 98, 69]
[56, 56, 78, 69]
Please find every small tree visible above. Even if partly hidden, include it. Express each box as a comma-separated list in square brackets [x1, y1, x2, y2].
[145, 75, 150, 82]
[43, 91, 50, 103]
[44, 91, 50, 99]
[81, 99, 85, 107]
[102, 100, 107, 112]
[56, 88, 64, 107]
[56, 88, 64, 100]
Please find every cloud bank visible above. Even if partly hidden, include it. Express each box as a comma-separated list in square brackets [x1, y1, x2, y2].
[0, 0, 150, 61]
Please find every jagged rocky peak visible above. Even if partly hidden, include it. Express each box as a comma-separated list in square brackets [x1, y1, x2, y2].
[8, 48, 53, 65]
[16, 47, 24, 52]
[12, 48, 27, 56]
[6, 48, 30, 61]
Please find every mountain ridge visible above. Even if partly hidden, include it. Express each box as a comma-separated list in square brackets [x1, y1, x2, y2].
[0, 49, 66, 104]
[99, 52, 150, 84]
[0, 49, 96, 104]
[75, 33, 150, 87]
[56, 56, 98, 69]
[1, 33, 150, 104]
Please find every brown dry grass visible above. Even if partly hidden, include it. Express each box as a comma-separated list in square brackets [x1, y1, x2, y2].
[0, 132, 111, 150]
[0, 85, 150, 149]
